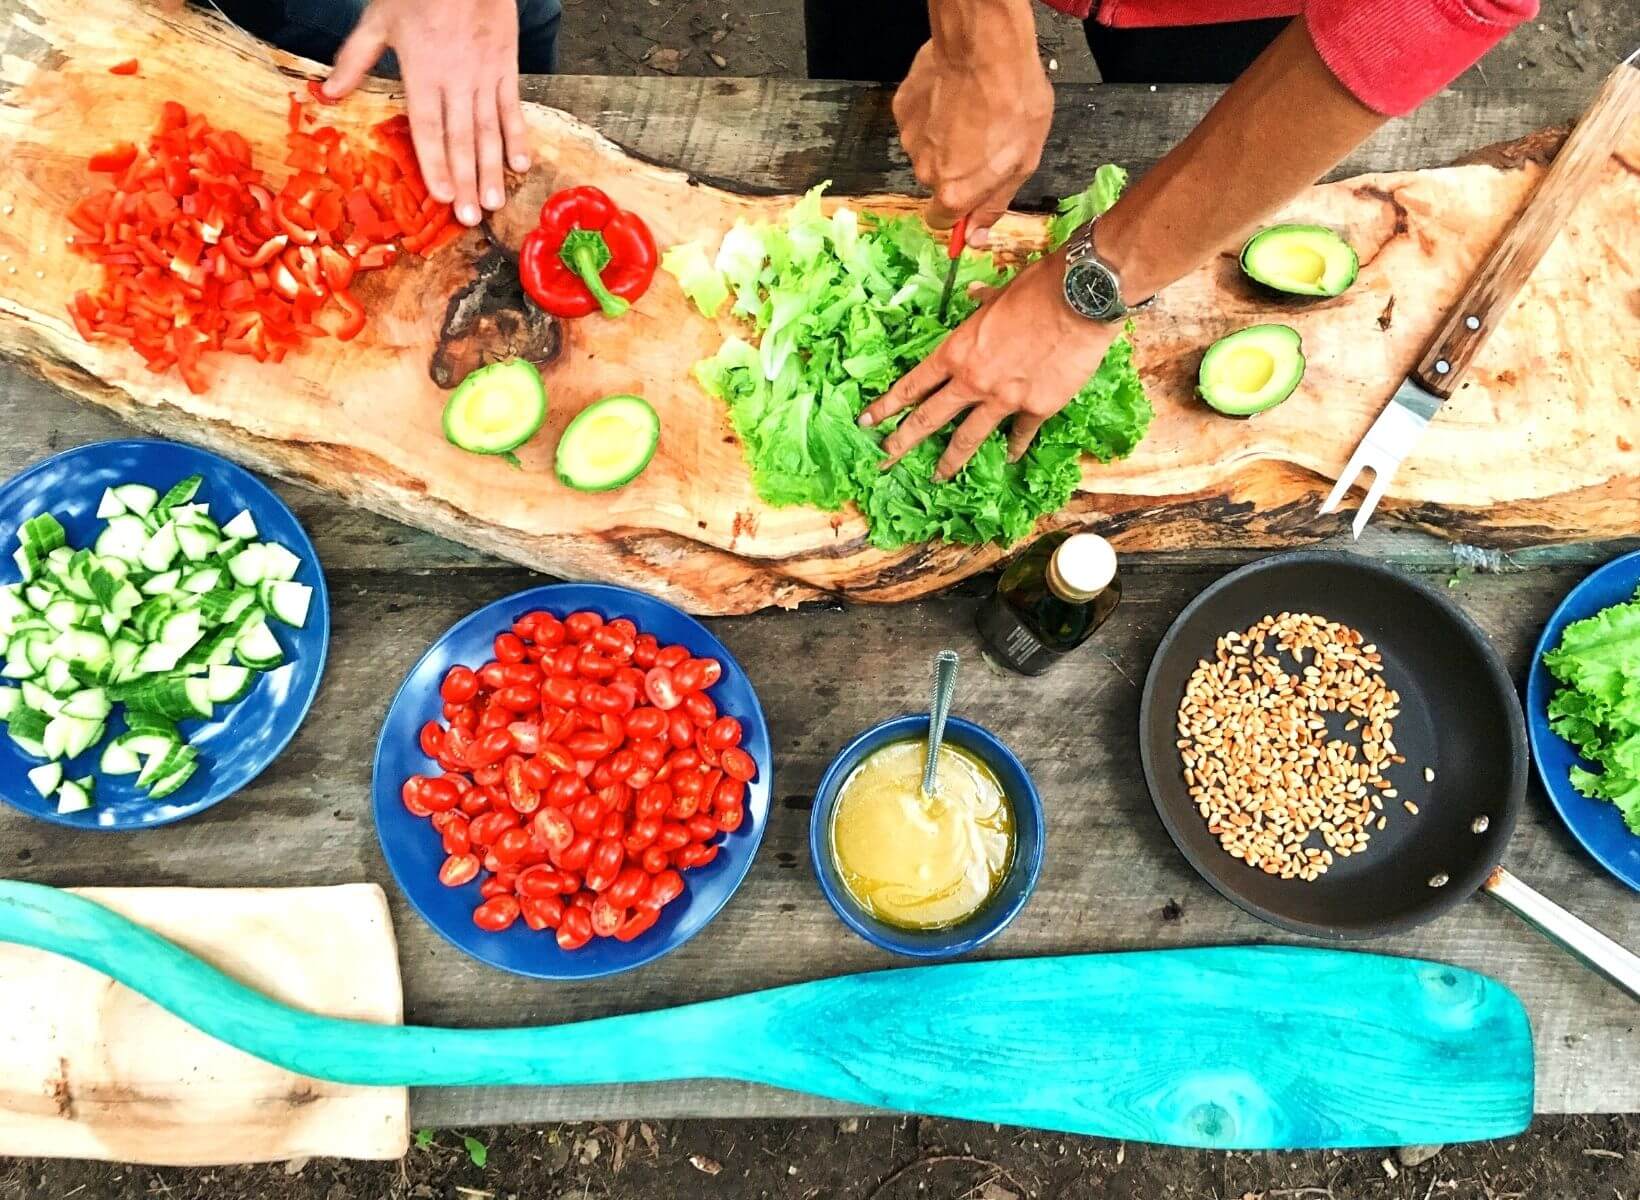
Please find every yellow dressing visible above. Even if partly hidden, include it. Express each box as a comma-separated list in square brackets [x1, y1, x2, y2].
[829, 740, 1014, 930]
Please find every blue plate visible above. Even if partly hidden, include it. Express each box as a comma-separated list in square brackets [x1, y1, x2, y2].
[0, 439, 330, 829]
[1526, 549, 1640, 892]
[372, 583, 772, 980]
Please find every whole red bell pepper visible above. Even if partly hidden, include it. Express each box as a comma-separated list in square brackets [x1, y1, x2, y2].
[518, 186, 657, 319]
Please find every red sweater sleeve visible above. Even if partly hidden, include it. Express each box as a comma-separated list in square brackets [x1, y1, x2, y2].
[1303, 0, 1537, 115]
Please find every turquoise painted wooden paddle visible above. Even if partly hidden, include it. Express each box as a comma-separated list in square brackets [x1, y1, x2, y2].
[0, 882, 1532, 1148]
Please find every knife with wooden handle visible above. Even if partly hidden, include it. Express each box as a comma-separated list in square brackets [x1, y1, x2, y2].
[1320, 50, 1640, 536]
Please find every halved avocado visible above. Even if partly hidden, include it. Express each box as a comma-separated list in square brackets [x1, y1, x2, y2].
[556, 394, 661, 493]
[443, 359, 548, 462]
[1198, 325, 1305, 417]
[1240, 225, 1358, 297]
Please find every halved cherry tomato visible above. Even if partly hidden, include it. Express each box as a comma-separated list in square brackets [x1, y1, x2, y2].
[520, 894, 563, 931]
[720, 747, 757, 782]
[615, 907, 659, 942]
[438, 853, 479, 887]
[590, 894, 625, 938]
[531, 807, 575, 853]
[419, 720, 446, 758]
[641, 846, 671, 875]
[556, 906, 593, 950]
[473, 895, 521, 931]
[674, 843, 719, 869]
[645, 667, 681, 710]
[715, 803, 745, 833]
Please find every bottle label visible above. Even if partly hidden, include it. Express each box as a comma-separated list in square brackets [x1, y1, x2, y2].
[976, 600, 1057, 675]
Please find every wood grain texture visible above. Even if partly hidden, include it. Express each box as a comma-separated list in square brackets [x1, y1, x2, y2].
[0, 886, 407, 1164]
[1413, 62, 1640, 397]
[0, 0, 1636, 615]
[0, 884, 1533, 1149]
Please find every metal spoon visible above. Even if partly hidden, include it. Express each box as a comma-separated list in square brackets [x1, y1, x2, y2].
[922, 650, 960, 797]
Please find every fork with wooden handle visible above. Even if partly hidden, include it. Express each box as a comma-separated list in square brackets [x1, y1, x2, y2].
[0, 880, 1533, 1150]
[1321, 50, 1640, 536]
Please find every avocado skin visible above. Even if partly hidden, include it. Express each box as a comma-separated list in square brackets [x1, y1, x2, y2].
[1239, 224, 1359, 299]
[1197, 324, 1306, 418]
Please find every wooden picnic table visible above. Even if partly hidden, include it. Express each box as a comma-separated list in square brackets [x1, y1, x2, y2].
[2, 74, 1636, 1129]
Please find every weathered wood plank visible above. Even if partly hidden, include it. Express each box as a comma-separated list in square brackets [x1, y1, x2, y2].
[4, 561, 1635, 1117]
[522, 77, 1598, 197]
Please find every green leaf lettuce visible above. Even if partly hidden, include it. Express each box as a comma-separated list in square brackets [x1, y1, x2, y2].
[1543, 585, 1640, 832]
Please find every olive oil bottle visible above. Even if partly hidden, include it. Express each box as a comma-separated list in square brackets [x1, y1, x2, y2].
[976, 532, 1121, 675]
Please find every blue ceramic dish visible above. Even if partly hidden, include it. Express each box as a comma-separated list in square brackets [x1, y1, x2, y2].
[372, 583, 772, 980]
[1526, 549, 1640, 893]
[0, 439, 329, 830]
[810, 714, 1044, 957]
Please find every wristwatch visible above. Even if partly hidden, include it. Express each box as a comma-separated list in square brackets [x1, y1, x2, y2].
[1061, 218, 1151, 322]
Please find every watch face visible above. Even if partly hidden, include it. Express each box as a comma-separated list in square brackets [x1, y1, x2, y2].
[1065, 260, 1121, 320]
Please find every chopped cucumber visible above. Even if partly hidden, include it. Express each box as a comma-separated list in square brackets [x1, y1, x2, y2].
[221, 510, 258, 540]
[55, 776, 94, 814]
[27, 762, 62, 797]
[7, 475, 310, 802]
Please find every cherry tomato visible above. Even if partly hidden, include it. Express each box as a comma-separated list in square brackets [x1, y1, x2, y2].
[479, 874, 513, 899]
[674, 843, 718, 869]
[646, 869, 685, 909]
[550, 645, 581, 677]
[704, 716, 743, 751]
[590, 894, 625, 938]
[547, 772, 588, 807]
[605, 866, 649, 908]
[495, 685, 538, 713]
[479, 662, 509, 691]
[627, 767, 655, 791]
[469, 809, 519, 847]
[655, 645, 689, 670]
[632, 635, 659, 668]
[636, 783, 671, 820]
[584, 838, 625, 892]
[624, 815, 661, 852]
[507, 721, 541, 756]
[567, 731, 618, 760]
[682, 692, 717, 726]
[633, 738, 667, 770]
[667, 711, 695, 748]
[577, 647, 617, 679]
[473, 895, 521, 931]
[553, 832, 595, 871]
[714, 775, 747, 810]
[438, 853, 479, 886]
[418, 720, 446, 758]
[603, 749, 636, 782]
[520, 893, 563, 931]
[533, 613, 565, 645]
[694, 658, 723, 688]
[673, 769, 707, 800]
[615, 907, 659, 942]
[520, 757, 553, 790]
[439, 814, 473, 855]
[715, 803, 745, 833]
[581, 683, 626, 714]
[518, 864, 564, 897]
[531, 807, 575, 853]
[720, 747, 757, 782]
[421, 776, 460, 813]
[459, 785, 493, 816]
[641, 845, 671, 874]
[599, 812, 625, 841]
[672, 659, 707, 693]
[644, 667, 682, 710]
[669, 748, 701, 775]
[472, 761, 504, 787]
[564, 610, 603, 642]
[494, 632, 527, 664]
[500, 663, 542, 687]
[598, 783, 632, 813]
[686, 814, 719, 843]
[470, 727, 514, 767]
[625, 708, 667, 740]
[571, 794, 604, 834]
[590, 627, 629, 657]
[478, 706, 512, 735]
[442, 726, 474, 766]
[556, 905, 593, 950]
[441, 665, 480, 704]
[401, 776, 432, 817]
[697, 741, 721, 769]
[655, 823, 691, 853]
[536, 742, 576, 773]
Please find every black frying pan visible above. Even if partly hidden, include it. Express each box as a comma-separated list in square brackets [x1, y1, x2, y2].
[1139, 551, 1640, 996]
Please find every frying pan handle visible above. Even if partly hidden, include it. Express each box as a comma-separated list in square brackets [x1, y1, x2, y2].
[1485, 867, 1640, 1001]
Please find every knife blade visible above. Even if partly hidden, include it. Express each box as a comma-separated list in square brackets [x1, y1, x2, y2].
[936, 215, 969, 323]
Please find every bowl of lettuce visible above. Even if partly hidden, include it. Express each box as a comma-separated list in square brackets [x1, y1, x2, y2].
[660, 168, 1150, 550]
[1527, 549, 1640, 891]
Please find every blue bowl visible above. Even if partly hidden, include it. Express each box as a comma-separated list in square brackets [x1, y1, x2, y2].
[1526, 549, 1640, 892]
[372, 583, 772, 980]
[809, 714, 1044, 957]
[0, 439, 329, 830]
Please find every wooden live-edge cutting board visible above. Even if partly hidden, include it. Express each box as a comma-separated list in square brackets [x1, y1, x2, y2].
[0, 886, 408, 1164]
[0, 0, 1635, 614]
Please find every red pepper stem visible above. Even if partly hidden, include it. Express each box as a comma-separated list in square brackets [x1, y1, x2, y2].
[561, 230, 629, 319]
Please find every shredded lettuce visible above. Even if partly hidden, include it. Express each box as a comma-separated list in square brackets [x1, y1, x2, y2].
[670, 172, 1151, 549]
[660, 242, 729, 318]
[1544, 585, 1640, 833]
[1047, 164, 1129, 248]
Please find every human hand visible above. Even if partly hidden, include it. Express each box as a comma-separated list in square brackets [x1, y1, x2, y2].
[858, 251, 1119, 480]
[892, 18, 1053, 244]
[324, 0, 531, 227]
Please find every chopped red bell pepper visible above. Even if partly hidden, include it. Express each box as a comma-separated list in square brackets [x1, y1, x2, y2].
[108, 59, 140, 76]
[517, 186, 657, 320]
[88, 143, 139, 174]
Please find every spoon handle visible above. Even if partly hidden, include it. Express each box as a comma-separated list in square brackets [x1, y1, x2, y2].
[922, 650, 960, 794]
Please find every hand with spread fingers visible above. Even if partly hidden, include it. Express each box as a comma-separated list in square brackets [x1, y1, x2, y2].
[324, 0, 532, 229]
[858, 248, 1122, 481]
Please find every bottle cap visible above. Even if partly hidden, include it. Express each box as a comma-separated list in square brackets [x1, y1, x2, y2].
[1048, 534, 1117, 601]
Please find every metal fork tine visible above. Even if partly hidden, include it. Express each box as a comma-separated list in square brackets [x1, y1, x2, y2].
[1319, 445, 1374, 515]
[1351, 464, 1399, 540]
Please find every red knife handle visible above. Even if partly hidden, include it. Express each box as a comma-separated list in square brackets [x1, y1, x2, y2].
[947, 216, 969, 261]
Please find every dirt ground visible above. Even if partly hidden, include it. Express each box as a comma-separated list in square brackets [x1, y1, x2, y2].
[7, 0, 1639, 1198]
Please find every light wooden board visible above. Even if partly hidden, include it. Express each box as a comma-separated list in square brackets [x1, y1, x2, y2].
[0, 70, 1636, 1124]
[0, 0, 1636, 615]
[0, 885, 408, 1163]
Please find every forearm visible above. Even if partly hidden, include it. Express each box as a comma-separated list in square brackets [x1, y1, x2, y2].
[1095, 17, 1386, 302]
[927, 0, 1037, 67]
